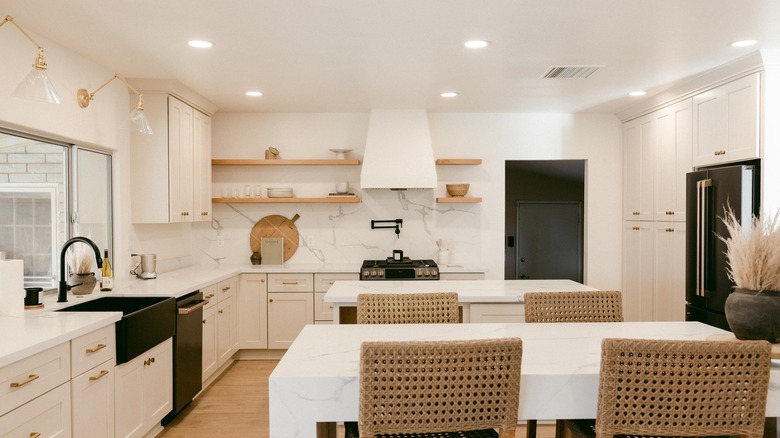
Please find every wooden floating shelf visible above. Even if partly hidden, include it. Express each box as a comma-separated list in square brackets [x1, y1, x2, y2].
[436, 197, 482, 203]
[212, 159, 360, 166]
[435, 158, 482, 165]
[212, 197, 361, 204]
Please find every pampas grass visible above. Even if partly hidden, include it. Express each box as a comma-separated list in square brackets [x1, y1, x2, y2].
[67, 242, 94, 274]
[718, 207, 780, 292]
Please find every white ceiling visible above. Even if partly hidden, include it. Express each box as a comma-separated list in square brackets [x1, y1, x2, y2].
[4, 0, 780, 114]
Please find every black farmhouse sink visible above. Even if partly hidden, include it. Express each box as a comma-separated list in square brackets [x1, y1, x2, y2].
[56, 296, 176, 364]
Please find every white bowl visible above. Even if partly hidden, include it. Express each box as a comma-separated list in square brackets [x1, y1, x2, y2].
[328, 149, 353, 159]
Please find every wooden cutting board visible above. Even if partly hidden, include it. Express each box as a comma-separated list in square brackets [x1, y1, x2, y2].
[249, 214, 300, 261]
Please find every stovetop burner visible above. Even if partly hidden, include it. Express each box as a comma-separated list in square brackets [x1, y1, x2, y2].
[360, 258, 439, 280]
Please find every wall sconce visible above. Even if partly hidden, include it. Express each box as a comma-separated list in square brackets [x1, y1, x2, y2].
[0, 15, 61, 104]
[77, 74, 154, 135]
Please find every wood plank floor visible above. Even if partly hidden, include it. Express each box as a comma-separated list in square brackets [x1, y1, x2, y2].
[158, 360, 556, 437]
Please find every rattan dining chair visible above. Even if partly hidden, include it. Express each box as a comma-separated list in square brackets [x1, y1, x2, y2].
[523, 290, 623, 438]
[523, 290, 624, 323]
[356, 291, 459, 324]
[358, 338, 523, 438]
[563, 338, 772, 438]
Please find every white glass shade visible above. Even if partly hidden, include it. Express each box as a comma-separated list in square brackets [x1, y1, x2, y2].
[130, 107, 154, 135]
[12, 66, 61, 104]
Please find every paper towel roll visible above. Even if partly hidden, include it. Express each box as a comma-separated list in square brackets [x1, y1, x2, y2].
[0, 259, 24, 314]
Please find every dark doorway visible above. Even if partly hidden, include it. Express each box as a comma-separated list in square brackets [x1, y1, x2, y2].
[505, 160, 585, 281]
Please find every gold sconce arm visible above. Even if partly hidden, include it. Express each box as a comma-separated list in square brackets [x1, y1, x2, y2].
[1, 16, 61, 104]
[77, 74, 143, 108]
[1, 15, 44, 52]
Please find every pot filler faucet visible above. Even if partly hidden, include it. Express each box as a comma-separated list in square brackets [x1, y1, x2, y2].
[58, 236, 103, 303]
[371, 219, 403, 238]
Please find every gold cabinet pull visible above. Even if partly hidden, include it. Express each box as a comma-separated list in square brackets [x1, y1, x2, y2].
[282, 281, 299, 285]
[632, 227, 640, 231]
[269, 299, 274, 303]
[218, 309, 224, 314]
[29, 433, 41, 438]
[89, 370, 109, 381]
[221, 286, 231, 291]
[10, 374, 39, 388]
[86, 343, 106, 354]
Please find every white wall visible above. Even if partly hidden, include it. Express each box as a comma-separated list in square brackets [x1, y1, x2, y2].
[194, 112, 622, 288]
[0, 26, 170, 281]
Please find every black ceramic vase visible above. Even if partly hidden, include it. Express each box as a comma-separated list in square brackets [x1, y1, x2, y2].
[724, 288, 780, 343]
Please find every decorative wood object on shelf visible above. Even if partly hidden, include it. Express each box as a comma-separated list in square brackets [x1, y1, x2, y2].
[212, 159, 360, 166]
[435, 158, 482, 165]
[212, 197, 361, 204]
[436, 197, 482, 203]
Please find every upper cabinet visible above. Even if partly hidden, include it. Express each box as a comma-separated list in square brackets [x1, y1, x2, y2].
[654, 100, 691, 222]
[132, 94, 212, 223]
[623, 113, 656, 221]
[692, 72, 760, 167]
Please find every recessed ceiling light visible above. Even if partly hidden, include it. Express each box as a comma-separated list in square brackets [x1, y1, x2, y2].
[245, 91, 263, 97]
[730, 39, 757, 48]
[464, 40, 490, 49]
[440, 92, 459, 98]
[629, 91, 647, 97]
[188, 40, 214, 49]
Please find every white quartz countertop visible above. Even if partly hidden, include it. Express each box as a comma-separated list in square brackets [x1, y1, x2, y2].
[0, 311, 120, 368]
[323, 279, 597, 303]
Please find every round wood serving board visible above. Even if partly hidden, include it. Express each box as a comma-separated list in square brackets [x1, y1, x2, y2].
[249, 214, 300, 261]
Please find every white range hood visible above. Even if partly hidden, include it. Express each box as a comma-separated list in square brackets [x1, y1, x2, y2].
[360, 109, 437, 189]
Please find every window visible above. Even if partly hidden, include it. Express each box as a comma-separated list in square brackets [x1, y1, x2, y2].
[0, 130, 112, 288]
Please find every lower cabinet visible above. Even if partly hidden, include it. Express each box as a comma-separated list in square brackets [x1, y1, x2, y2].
[0, 383, 71, 438]
[267, 292, 314, 349]
[72, 359, 115, 438]
[114, 338, 173, 438]
[238, 274, 268, 349]
[201, 276, 239, 384]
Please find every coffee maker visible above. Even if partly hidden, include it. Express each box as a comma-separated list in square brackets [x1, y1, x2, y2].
[131, 253, 157, 279]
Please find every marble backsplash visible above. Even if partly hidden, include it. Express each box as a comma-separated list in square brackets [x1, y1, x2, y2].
[191, 190, 481, 269]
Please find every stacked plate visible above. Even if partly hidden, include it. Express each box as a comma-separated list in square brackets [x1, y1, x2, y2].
[267, 187, 294, 198]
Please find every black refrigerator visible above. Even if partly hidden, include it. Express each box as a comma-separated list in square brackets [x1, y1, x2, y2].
[685, 162, 759, 330]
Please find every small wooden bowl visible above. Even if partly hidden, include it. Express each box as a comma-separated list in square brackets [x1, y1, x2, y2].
[446, 183, 469, 197]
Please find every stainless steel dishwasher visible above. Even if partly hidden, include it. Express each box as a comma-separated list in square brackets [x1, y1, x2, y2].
[164, 290, 206, 422]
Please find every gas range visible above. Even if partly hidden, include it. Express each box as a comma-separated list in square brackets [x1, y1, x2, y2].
[360, 257, 439, 280]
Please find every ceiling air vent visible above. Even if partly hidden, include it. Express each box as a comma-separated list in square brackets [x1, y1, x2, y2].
[541, 65, 605, 79]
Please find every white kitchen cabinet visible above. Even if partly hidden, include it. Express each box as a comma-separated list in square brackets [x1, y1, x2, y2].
[468, 303, 524, 323]
[201, 302, 217, 383]
[131, 93, 212, 223]
[692, 73, 760, 167]
[653, 222, 686, 321]
[313, 273, 359, 323]
[654, 99, 692, 222]
[114, 338, 172, 438]
[216, 296, 237, 367]
[71, 359, 114, 438]
[622, 221, 655, 322]
[267, 292, 314, 349]
[70, 325, 115, 438]
[0, 382, 71, 438]
[201, 277, 238, 383]
[623, 112, 656, 221]
[0, 342, 70, 417]
[238, 274, 268, 349]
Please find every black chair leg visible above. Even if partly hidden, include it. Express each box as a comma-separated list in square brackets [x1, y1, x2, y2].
[526, 419, 537, 438]
[554, 420, 566, 438]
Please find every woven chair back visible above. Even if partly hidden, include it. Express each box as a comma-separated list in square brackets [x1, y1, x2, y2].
[356, 292, 459, 324]
[595, 338, 771, 438]
[524, 291, 623, 323]
[358, 338, 523, 437]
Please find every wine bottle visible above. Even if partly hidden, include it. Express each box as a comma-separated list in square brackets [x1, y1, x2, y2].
[100, 249, 113, 291]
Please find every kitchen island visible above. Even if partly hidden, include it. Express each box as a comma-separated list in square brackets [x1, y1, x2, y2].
[269, 321, 780, 438]
[323, 279, 597, 323]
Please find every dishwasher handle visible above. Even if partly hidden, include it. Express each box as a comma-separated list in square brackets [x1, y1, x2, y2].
[178, 299, 208, 315]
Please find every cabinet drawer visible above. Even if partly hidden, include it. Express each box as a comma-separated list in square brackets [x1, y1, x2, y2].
[201, 283, 218, 310]
[314, 273, 359, 292]
[217, 276, 238, 302]
[268, 273, 313, 292]
[314, 292, 334, 321]
[0, 382, 71, 438]
[0, 342, 70, 417]
[71, 325, 116, 377]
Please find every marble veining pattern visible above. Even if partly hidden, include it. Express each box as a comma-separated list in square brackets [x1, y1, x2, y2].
[269, 322, 780, 438]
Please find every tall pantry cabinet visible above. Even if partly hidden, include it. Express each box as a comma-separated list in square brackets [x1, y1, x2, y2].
[131, 93, 212, 223]
[622, 99, 690, 322]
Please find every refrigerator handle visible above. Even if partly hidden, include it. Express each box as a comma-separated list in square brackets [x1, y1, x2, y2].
[696, 179, 712, 297]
